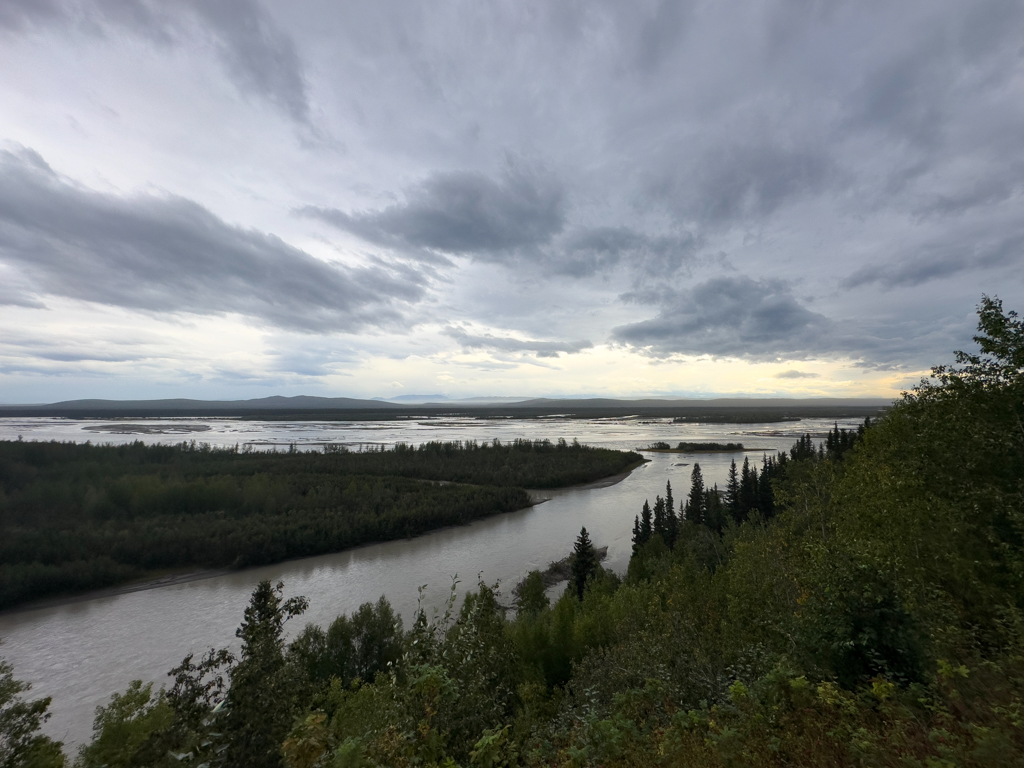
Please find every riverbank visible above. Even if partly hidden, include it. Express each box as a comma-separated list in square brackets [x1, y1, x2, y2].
[527, 458, 646, 503]
[2, 459, 647, 616]
[0, 567, 235, 615]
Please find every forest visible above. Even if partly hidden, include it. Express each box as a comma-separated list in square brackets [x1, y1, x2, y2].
[3, 296, 1023, 767]
[0, 439, 641, 610]
[644, 441, 747, 452]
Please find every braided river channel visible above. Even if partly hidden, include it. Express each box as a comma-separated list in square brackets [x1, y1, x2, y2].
[0, 415, 862, 747]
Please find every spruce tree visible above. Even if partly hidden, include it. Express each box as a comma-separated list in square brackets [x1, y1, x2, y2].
[663, 480, 678, 548]
[640, 500, 653, 543]
[725, 459, 740, 516]
[758, 455, 776, 518]
[631, 514, 642, 556]
[739, 457, 758, 522]
[653, 496, 666, 538]
[224, 580, 308, 768]
[686, 463, 705, 525]
[704, 484, 723, 532]
[571, 527, 598, 601]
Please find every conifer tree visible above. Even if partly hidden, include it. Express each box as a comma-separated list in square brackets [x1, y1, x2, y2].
[571, 527, 598, 601]
[739, 457, 758, 522]
[725, 459, 740, 516]
[664, 484, 679, 549]
[653, 496, 666, 538]
[640, 500, 653, 543]
[758, 454, 775, 518]
[224, 580, 308, 768]
[685, 463, 705, 525]
[631, 514, 642, 556]
[704, 483, 723, 532]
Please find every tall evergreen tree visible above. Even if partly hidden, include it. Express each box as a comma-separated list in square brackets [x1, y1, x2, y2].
[631, 514, 642, 556]
[640, 500, 653, 543]
[790, 433, 816, 461]
[758, 454, 775, 518]
[685, 463, 705, 525]
[725, 459, 740, 517]
[664, 482, 679, 549]
[704, 483, 724, 532]
[739, 457, 759, 522]
[571, 527, 598, 601]
[224, 580, 308, 768]
[653, 496, 666, 538]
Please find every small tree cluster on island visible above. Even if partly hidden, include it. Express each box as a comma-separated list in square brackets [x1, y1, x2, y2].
[633, 422, 873, 554]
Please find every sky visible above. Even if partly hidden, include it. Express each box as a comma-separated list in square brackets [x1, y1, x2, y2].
[1, 0, 1022, 403]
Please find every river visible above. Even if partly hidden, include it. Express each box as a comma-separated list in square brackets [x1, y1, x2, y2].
[0, 415, 861, 749]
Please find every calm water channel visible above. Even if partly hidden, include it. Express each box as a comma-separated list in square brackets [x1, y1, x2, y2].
[0, 415, 860, 748]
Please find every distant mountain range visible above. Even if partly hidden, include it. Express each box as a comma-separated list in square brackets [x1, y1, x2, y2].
[0, 394, 892, 417]
[1, 396, 403, 412]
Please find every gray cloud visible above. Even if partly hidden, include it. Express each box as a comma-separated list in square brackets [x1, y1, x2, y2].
[559, 227, 699, 278]
[613, 274, 969, 366]
[0, 147, 423, 332]
[614, 276, 831, 359]
[0, 0, 310, 124]
[0, 333, 148, 364]
[444, 327, 592, 358]
[773, 369, 819, 379]
[4, 0, 1024, 397]
[0, 274, 46, 308]
[299, 167, 564, 260]
[0, 0, 64, 30]
[651, 144, 837, 228]
[842, 233, 1024, 290]
[265, 343, 360, 377]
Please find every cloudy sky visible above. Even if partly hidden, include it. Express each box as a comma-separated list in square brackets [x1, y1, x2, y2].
[1, 0, 1022, 403]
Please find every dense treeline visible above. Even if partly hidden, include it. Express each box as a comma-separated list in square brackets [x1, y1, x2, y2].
[6, 297, 1024, 767]
[645, 442, 745, 452]
[636, 419, 871, 548]
[0, 440, 641, 609]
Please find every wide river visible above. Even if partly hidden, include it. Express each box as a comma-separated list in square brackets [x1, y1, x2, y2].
[0, 415, 861, 749]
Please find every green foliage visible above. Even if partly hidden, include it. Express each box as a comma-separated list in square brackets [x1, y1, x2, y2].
[0, 656, 65, 768]
[513, 571, 549, 616]
[74, 681, 172, 768]
[288, 596, 403, 696]
[223, 581, 308, 768]
[570, 528, 597, 601]
[0, 440, 639, 609]
[675, 442, 745, 452]
[65, 297, 1024, 768]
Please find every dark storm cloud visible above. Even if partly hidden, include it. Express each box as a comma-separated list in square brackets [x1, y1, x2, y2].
[0, 0, 310, 123]
[443, 327, 592, 359]
[299, 167, 564, 260]
[0, 147, 422, 331]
